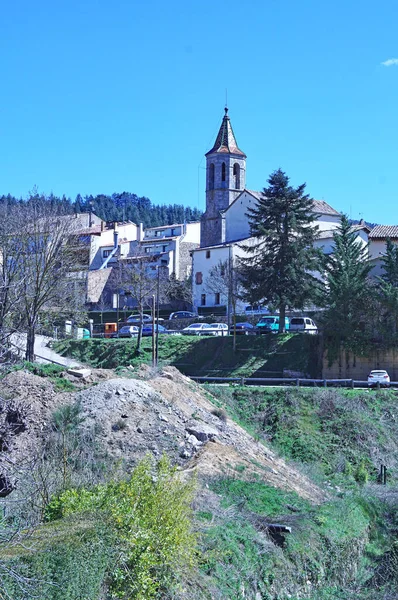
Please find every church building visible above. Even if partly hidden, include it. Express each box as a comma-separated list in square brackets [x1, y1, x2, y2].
[192, 108, 344, 314]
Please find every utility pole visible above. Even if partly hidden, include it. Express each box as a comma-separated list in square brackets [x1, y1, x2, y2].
[152, 295, 156, 366]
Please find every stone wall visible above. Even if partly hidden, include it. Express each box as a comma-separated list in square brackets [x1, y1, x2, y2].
[323, 348, 398, 380]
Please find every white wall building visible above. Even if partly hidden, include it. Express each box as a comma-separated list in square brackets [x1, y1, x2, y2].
[192, 109, 345, 314]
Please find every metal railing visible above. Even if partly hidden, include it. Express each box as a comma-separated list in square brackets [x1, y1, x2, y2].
[189, 376, 398, 388]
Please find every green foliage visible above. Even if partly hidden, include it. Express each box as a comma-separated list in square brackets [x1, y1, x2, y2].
[0, 191, 202, 229]
[0, 519, 112, 600]
[22, 361, 78, 391]
[201, 477, 382, 599]
[210, 478, 311, 516]
[206, 386, 398, 484]
[46, 455, 197, 599]
[322, 215, 372, 359]
[54, 332, 321, 377]
[354, 461, 369, 485]
[239, 169, 322, 331]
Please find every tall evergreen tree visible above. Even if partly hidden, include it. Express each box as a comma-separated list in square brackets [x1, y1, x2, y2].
[239, 169, 322, 332]
[323, 214, 371, 354]
[381, 238, 398, 286]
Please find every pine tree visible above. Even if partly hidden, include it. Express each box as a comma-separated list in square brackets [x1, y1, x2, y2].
[376, 239, 398, 339]
[239, 169, 322, 332]
[381, 239, 398, 286]
[323, 214, 371, 353]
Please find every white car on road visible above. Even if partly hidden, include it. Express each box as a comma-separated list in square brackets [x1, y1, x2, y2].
[182, 323, 214, 336]
[207, 323, 229, 336]
[368, 370, 390, 387]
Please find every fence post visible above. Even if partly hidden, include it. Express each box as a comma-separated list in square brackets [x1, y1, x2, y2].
[296, 378, 300, 387]
[351, 379, 354, 389]
[323, 379, 327, 388]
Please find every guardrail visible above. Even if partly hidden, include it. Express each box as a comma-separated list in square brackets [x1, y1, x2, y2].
[189, 376, 398, 389]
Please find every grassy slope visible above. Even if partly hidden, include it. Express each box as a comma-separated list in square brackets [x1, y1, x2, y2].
[197, 385, 398, 599]
[54, 333, 321, 377]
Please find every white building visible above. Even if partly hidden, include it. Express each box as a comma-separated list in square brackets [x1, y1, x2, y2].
[192, 109, 344, 314]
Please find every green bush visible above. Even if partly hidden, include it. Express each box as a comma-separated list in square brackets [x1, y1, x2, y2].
[46, 455, 197, 599]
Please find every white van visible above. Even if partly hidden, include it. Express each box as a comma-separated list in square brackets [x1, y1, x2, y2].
[289, 317, 318, 334]
[244, 305, 270, 316]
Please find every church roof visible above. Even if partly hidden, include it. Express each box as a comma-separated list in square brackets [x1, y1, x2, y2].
[243, 191, 339, 216]
[205, 108, 246, 157]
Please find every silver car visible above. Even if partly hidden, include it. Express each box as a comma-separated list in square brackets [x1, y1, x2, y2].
[368, 370, 390, 387]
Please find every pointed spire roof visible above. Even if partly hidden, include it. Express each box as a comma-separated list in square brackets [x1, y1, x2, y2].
[205, 108, 246, 157]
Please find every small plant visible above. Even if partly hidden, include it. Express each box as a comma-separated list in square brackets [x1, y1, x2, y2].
[211, 407, 227, 423]
[112, 418, 128, 432]
[354, 461, 368, 485]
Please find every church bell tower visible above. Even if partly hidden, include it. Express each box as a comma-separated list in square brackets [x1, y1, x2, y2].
[200, 108, 246, 248]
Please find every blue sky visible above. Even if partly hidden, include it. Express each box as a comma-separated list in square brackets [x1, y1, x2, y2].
[1, 0, 398, 223]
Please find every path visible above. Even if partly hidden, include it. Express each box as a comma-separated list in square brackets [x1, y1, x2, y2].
[11, 333, 82, 368]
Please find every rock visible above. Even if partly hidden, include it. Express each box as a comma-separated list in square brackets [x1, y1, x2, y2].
[187, 434, 202, 447]
[159, 415, 168, 423]
[121, 414, 128, 419]
[186, 423, 218, 442]
[67, 368, 91, 378]
[180, 449, 191, 459]
[137, 426, 143, 433]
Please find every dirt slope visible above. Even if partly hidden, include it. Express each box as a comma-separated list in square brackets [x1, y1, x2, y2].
[0, 366, 325, 503]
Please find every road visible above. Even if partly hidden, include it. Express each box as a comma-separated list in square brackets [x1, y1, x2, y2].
[11, 333, 82, 368]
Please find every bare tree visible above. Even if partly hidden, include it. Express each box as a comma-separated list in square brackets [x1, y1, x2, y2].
[0, 204, 26, 363]
[119, 253, 159, 352]
[204, 256, 242, 351]
[14, 197, 80, 361]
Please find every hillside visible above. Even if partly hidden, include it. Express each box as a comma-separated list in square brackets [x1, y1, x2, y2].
[54, 333, 322, 378]
[0, 364, 397, 599]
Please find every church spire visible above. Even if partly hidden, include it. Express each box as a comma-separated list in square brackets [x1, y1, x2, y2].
[206, 107, 246, 157]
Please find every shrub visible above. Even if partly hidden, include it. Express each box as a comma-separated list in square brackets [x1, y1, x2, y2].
[46, 455, 197, 599]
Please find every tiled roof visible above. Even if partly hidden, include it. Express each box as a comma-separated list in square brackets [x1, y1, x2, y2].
[369, 225, 398, 239]
[245, 191, 340, 216]
[205, 108, 246, 157]
[312, 200, 340, 216]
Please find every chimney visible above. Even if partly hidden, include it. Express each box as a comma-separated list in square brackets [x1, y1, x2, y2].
[138, 222, 144, 242]
[101, 220, 104, 232]
[113, 230, 119, 250]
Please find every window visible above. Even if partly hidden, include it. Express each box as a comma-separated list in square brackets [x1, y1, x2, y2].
[102, 249, 112, 258]
[209, 163, 215, 189]
[145, 247, 151, 253]
[195, 272, 203, 285]
[215, 292, 220, 304]
[201, 293, 206, 306]
[162, 245, 167, 252]
[161, 259, 168, 265]
[206, 250, 211, 259]
[171, 228, 176, 236]
[233, 163, 240, 189]
[221, 162, 226, 182]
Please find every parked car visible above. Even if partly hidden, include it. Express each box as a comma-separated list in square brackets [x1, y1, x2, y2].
[182, 323, 213, 335]
[126, 314, 152, 324]
[169, 311, 198, 320]
[118, 325, 139, 338]
[256, 316, 290, 334]
[142, 324, 167, 336]
[368, 370, 390, 387]
[244, 305, 270, 316]
[207, 323, 229, 336]
[289, 317, 318, 334]
[231, 322, 256, 335]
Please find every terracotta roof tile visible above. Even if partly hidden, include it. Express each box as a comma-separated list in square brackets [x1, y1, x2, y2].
[369, 225, 398, 239]
[205, 108, 246, 157]
[246, 191, 340, 216]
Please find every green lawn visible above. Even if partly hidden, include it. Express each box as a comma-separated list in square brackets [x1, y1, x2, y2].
[54, 333, 321, 377]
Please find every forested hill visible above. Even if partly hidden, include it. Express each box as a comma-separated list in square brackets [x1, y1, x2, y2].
[0, 192, 202, 228]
